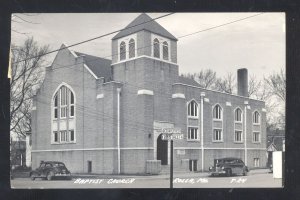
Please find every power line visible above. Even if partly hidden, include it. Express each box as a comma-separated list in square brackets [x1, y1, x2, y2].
[12, 12, 264, 75]
[30, 12, 265, 74]
[177, 13, 264, 39]
[12, 13, 175, 64]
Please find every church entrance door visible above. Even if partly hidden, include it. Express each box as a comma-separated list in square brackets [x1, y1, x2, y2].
[157, 134, 168, 165]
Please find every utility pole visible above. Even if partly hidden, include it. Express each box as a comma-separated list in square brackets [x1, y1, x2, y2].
[170, 139, 173, 188]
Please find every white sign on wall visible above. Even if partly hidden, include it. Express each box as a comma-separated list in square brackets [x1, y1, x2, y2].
[157, 128, 183, 141]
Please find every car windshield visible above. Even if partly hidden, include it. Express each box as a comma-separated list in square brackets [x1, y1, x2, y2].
[217, 159, 236, 164]
[52, 163, 65, 167]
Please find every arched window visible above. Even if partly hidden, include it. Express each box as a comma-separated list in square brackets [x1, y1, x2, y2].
[52, 85, 75, 144]
[213, 104, 222, 120]
[163, 41, 169, 60]
[253, 111, 260, 124]
[153, 38, 160, 58]
[120, 41, 126, 61]
[129, 39, 135, 58]
[235, 108, 242, 122]
[188, 100, 198, 117]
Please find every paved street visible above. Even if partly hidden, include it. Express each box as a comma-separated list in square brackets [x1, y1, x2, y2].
[11, 169, 283, 189]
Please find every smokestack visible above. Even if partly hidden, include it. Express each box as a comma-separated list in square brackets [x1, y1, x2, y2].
[237, 68, 248, 97]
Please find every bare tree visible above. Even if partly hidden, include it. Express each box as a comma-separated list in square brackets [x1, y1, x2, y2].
[10, 37, 49, 138]
[215, 72, 236, 94]
[182, 69, 217, 89]
[194, 69, 217, 89]
[249, 75, 261, 98]
[263, 68, 286, 129]
[249, 75, 272, 101]
[265, 68, 286, 102]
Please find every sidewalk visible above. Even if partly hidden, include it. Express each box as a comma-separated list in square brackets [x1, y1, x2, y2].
[11, 168, 270, 180]
[71, 168, 270, 180]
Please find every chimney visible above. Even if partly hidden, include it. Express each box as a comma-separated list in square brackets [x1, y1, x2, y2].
[237, 68, 248, 97]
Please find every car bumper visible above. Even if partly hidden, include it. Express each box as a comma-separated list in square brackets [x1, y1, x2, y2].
[210, 171, 226, 175]
[209, 167, 226, 175]
[54, 173, 71, 177]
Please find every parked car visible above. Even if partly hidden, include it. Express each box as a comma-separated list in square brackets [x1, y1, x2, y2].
[30, 161, 71, 180]
[208, 157, 248, 177]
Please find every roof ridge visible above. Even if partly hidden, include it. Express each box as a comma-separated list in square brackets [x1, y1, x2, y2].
[74, 51, 112, 62]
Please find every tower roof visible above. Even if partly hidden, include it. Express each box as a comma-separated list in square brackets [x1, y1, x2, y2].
[112, 13, 177, 41]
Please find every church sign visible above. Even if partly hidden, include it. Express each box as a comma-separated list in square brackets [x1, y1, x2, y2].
[157, 128, 183, 140]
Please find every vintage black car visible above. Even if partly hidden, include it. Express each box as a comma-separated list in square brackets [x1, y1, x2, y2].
[208, 157, 248, 177]
[30, 161, 71, 180]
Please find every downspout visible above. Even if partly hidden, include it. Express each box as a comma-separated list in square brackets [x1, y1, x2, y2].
[244, 102, 248, 165]
[200, 92, 205, 172]
[117, 88, 121, 174]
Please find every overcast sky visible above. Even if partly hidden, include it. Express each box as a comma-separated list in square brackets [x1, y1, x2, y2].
[11, 12, 285, 79]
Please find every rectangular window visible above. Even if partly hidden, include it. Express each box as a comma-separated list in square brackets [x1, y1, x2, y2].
[61, 107, 67, 118]
[254, 158, 260, 167]
[53, 131, 58, 142]
[188, 127, 198, 140]
[213, 129, 222, 141]
[234, 130, 243, 142]
[253, 132, 260, 142]
[70, 130, 74, 142]
[60, 130, 68, 142]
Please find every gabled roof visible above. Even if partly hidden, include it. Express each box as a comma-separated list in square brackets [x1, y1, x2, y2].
[74, 52, 112, 81]
[178, 76, 202, 87]
[267, 143, 277, 152]
[267, 136, 285, 151]
[112, 13, 177, 41]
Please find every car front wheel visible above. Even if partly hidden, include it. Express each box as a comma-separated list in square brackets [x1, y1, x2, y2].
[225, 169, 232, 177]
[47, 171, 54, 181]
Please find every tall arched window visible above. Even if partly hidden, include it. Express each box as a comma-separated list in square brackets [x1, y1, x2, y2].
[235, 108, 242, 122]
[129, 39, 135, 58]
[153, 38, 160, 58]
[234, 108, 243, 143]
[213, 104, 222, 120]
[120, 41, 126, 61]
[188, 100, 198, 117]
[163, 41, 169, 60]
[52, 85, 75, 144]
[253, 111, 260, 124]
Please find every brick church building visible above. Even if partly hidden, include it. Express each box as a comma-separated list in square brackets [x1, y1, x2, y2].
[31, 13, 267, 174]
